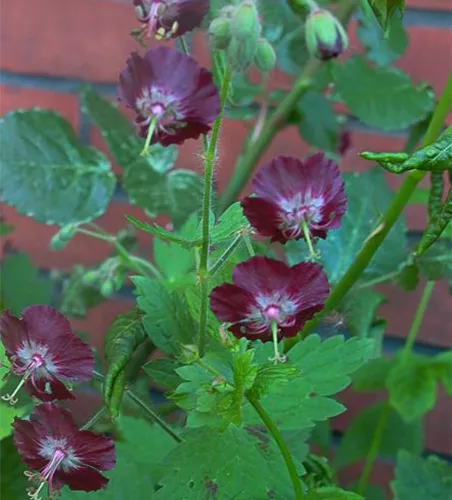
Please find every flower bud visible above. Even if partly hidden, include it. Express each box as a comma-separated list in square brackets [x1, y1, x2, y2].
[232, 1, 260, 41]
[227, 37, 258, 71]
[49, 224, 76, 250]
[254, 38, 276, 72]
[59, 224, 76, 240]
[100, 280, 114, 298]
[305, 8, 348, 61]
[82, 270, 100, 286]
[209, 17, 232, 50]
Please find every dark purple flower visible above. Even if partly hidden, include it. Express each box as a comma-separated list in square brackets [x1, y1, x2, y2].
[134, 0, 208, 40]
[13, 403, 115, 496]
[210, 256, 329, 360]
[118, 47, 221, 147]
[241, 154, 347, 248]
[0, 306, 94, 404]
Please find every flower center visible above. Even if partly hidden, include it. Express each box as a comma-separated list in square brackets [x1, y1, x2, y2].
[264, 305, 280, 322]
[135, 1, 179, 40]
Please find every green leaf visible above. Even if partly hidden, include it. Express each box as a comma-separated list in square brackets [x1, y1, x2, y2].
[143, 358, 183, 391]
[416, 239, 452, 287]
[286, 168, 408, 283]
[0, 109, 115, 225]
[58, 265, 104, 318]
[81, 87, 141, 167]
[297, 91, 340, 153]
[431, 351, 452, 395]
[211, 202, 249, 244]
[306, 486, 363, 500]
[397, 133, 452, 172]
[133, 277, 196, 355]
[357, 13, 407, 66]
[275, 27, 310, 75]
[0, 253, 53, 315]
[103, 309, 147, 416]
[368, 0, 405, 32]
[154, 425, 295, 499]
[123, 161, 203, 227]
[409, 188, 430, 205]
[0, 436, 27, 500]
[335, 402, 423, 470]
[386, 354, 437, 421]
[339, 288, 386, 339]
[0, 221, 14, 236]
[154, 238, 195, 282]
[391, 451, 452, 500]
[334, 56, 434, 131]
[352, 356, 396, 391]
[288, 334, 375, 396]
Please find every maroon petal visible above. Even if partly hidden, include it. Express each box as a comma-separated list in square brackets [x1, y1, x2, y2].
[155, 121, 212, 146]
[232, 256, 295, 297]
[161, 0, 209, 37]
[241, 197, 286, 242]
[118, 51, 154, 108]
[0, 310, 29, 358]
[27, 374, 75, 402]
[70, 431, 116, 471]
[56, 467, 109, 492]
[210, 284, 256, 323]
[30, 403, 79, 437]
[228, 323, 270, 342]
[288, 262, 330, 314]
[12, 417, 45, 463]
[21, 306, 72, 343]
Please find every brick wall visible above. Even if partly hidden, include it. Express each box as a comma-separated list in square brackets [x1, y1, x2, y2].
[1, 0, 451, 490]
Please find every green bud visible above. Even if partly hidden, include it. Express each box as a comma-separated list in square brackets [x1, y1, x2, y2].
[49, 233, 69, 251]
[82, 270, 100, 286]
[232, 1, 260, 41]
[227, 37, 258, 72]
[100, 280, 114, 298]
[254, 38, 276, 72]
[209, 17, 232, 50]
[305, 8, 349, 61]
[58, 224, 76, 240]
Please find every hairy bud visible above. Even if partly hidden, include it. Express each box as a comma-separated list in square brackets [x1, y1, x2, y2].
[227, 37, 258, 71]
[254, 38, 276, 72]
[209, 17, 232, 50]
[305, 8, 349, 61]
[232, 1, 260, 41]
[100, 280, 114, 298]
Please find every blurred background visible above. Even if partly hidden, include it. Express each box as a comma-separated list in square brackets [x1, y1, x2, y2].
[0, 0, 451, 492]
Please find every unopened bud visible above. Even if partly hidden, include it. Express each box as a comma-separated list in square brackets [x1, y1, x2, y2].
[100, 280, 114, 298]
[232, 2, 260, 41]
[49, 224, 76, 251]
[254, 38, 276, 72]
[227, 37, 258, 71]
[59, 224, 76, 240]
[209, 17, 232, 50]
[305, 9, 348, 61]
[82, 270, 99, 286]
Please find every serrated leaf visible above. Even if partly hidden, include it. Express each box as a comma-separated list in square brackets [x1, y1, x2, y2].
[340, 288, 386, 339]
[352, 356, 396, 391]
[431, 351, 452, 395]
[133, 277, 196, 355]
[286, 168, 408, 283]
[357, 13, 408, 66]
[154, 425, 297, 499]
[0, 253, 53, 315]
[306, 486, 363, 500]
[391, 451, 452, 500]
[287, 334, 375, 396]
[335, 402, 423, 470]
[298, 91, 340, 153]
[334, 56, 434, 130]
[143, 358, 183, 390]
[210, 202, 249, 244]
[368, 0, 405, 32]
[386, 354, 437, 421]
[0, 109, 115, 225]
[154, 238, 195, 282]
[103, 309, 147, 416]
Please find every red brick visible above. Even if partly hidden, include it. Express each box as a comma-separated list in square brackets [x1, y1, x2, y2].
[0, 0, 149, 82]
[338, 460, 393, 497]
[406, 0, 452, 9]
[0, 85, 79, 129]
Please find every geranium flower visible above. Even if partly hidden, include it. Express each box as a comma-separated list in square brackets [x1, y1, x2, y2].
[0, 306, 94, 404]
[118, 47, 220, 150]
[13, 403, 115, 498]
[134, 0, 208, 40]
[210, 256, 329, 361]
[241, 154, 346, 253]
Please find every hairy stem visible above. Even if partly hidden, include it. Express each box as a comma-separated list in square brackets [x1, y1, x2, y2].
[247, 397, 304, 499]
[293, 70, 452, 343]
[219, 0, 358, 210]
[198, 68, 232, 357]
[80, 406, 108, 431]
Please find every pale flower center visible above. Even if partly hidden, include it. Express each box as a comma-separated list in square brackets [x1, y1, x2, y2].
[15, 341, 56, 376]
[278, 192, 325, 238]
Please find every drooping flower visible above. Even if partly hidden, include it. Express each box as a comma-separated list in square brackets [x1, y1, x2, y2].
[134, 0, 209, 40]
[13, 403, 115, 498]
[118, 47, 221, 149]
[241, 154, 346, 252]
[0, 306, 94, 404]
[210, 256, 329, 361]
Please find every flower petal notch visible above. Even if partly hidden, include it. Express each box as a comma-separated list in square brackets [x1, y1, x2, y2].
[241, 154, 347, 253]
[210, 256, 329, 360]
[13, 403, 115, 498]
[0, 305, 94, 404]
[134, 0, 209, 41]
[118, 47, 221, 151]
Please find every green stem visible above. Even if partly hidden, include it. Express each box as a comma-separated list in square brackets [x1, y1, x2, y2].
[243, 232, 255, 257]
[198, 68, 232, 357]
[128, 255, 163, 279]
[140, 117, 158, 156]
[179, 36, 190, 55]
[356, 403, 390, 495]
[401, 281, 435, 360]
[356, 269, 401, 289]
[77, 227, 113, 243]
[247, 397, 304, 500]
[80, 406, 108, 431]
[219, 0, 358, 211]
[209, 234, 243, 276]
[292, 70, 452, 344]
